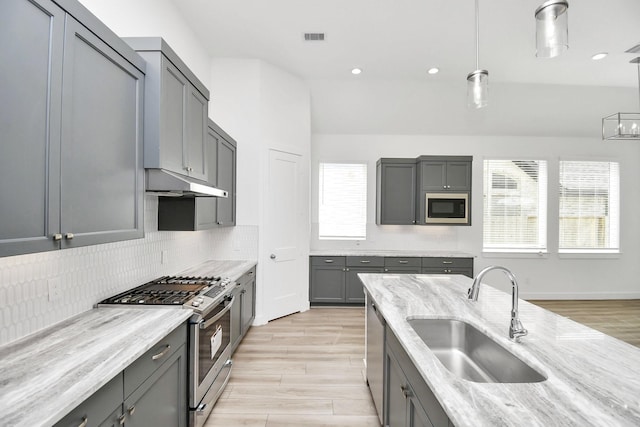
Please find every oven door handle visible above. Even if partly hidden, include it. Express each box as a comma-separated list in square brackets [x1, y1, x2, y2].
[199, 296, 235, 330]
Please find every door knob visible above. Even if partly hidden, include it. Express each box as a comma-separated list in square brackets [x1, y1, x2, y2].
[270, 254, 276, 259]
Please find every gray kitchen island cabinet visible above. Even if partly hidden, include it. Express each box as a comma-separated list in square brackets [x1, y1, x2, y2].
[376, 159, 417, 225]
[0, 0, 145, 258]
[55, 324, 188, 427]
[157, 119, 237, 231]
[124, 37, 210, 182]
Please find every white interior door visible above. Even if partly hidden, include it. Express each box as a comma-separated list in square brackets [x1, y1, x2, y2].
[264, 149, 304, 321]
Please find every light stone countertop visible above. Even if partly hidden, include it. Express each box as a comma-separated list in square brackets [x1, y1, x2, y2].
[0, 259, 257, 427]
[359, 273, 640, 426]
[309, 250, 475, 258]
[0, 308, 192, 427]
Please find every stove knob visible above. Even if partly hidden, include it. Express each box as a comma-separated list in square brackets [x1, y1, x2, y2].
[196, 297, 205, 303]
[192, 301, 201, 307]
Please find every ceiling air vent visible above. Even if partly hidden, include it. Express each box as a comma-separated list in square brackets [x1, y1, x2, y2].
[625, 43, 640, 54]
[304, 33, 325, 41]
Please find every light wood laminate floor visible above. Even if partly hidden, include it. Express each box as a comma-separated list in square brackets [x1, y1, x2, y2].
[205, 301, 640, 427]
[205, 307, 379, 427]
[530, 299, 640, 348]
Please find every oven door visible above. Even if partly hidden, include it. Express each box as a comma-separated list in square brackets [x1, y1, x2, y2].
[189, 295, 234, 410]
[425, 193, 469, 224]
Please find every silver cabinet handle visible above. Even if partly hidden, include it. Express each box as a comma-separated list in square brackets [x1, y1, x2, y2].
[360, 260, 371, 264]
[398, 260, 409, 264]
[65, 233, 74, 240]
[384, 268, 389, 272]
[442, 261, 453, 264]
[53, 233, 63, 241]
[118, 414, 125, 425]
[345, 268, 350, 272]
[324, 259, 333, 263]
[217, 221, 223, 225]
[270, 254, 276, 259]
[128, 406, 136, 416]
[152, 344, 171, 360]
[401, 385, 413, 398]
[248, 271, 254, 276]
[77, 416, 88, 427]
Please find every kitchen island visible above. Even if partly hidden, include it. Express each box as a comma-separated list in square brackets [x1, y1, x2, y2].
[359, 273, 640, 426]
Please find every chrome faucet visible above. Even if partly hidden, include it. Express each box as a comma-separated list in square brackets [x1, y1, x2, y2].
[468, 266, 528, 342]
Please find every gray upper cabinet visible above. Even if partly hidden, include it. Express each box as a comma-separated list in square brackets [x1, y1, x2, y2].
[376, 159, 417, 225]
[124, 37, 210, 182]
[0, 0, 145, 258]
[418, 156, 472, 192]
[157, 119, 237, 231]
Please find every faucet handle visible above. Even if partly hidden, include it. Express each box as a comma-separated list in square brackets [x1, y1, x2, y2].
[509, 318, 528, 342]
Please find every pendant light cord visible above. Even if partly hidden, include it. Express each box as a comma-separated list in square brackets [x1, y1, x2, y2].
[475, 0, 480, 70]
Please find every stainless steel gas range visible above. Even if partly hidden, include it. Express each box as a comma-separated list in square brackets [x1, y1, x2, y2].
[99, 275, 235, 427]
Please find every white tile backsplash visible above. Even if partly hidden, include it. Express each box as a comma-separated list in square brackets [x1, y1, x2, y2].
[0, 195, 257, 346]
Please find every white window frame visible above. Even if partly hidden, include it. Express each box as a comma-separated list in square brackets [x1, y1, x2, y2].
[318, 162, 367, 240]
[482, 159, 548, 254]
[558, 160, 620, 254]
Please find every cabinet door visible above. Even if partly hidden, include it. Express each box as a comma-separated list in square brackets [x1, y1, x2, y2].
[420, 161, 447, 191]
[241, 277, 256, 333]
[59, 16, 144, 248]
[386, 348, 409, 427]
[409, 395, 434, 427]
[160, 57, 188, 175]
[124, 345, 187, 427]
[445, 161, 471, 191]
[0, 0, 64, 257]
[54, 374, 123, 427]
[309, 266, 345, 303]
[345, 268, 383, 303]
[216, 137, 236, 226]
[377, 161, 416, 224]
[230, 288, 242, 351]
[185, 86, 208, 181]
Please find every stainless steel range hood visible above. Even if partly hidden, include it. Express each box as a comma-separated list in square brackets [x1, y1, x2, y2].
[146, 169, 228, 197]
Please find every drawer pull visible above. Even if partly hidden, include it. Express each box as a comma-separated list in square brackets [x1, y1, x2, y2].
[152, 344, 171, 360]
[398, 260, 409, 264]
[324, 259, 334, 263]
[118, 414, 126, 425]
[442, 261, 453, 264]
[360, 260, 371, 264]
[78, 416, 88, 427]
[128, 406, 136, 416]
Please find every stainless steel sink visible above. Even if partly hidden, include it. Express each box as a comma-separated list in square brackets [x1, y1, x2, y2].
[407, 318, 547, 383]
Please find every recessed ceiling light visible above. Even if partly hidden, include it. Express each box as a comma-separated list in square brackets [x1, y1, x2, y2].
[427, 67, 440, 75]
[351, 68, 362, 75]
[591, 52, 608, 60]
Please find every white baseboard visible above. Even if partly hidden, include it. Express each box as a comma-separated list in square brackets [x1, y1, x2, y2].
[522, 291, 640, 300]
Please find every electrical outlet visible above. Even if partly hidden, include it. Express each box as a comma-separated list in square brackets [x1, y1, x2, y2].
[161, 250, 169, 265]
[48, 277, 61, 302]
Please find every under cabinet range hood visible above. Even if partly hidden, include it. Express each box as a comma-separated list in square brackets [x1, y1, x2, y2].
[146, 169, 228, 197]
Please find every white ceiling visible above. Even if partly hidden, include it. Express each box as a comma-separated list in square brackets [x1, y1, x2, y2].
[175, 0, 640, 87]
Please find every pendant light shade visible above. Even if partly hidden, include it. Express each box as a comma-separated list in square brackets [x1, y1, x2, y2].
[602, 58, 640, 141]
[467, 70, 489, 109]
[467, 0, 488, 109]
[535, 0, 569, 58]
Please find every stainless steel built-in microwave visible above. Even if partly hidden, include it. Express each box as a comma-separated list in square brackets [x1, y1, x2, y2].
[425, 193, 469, 224]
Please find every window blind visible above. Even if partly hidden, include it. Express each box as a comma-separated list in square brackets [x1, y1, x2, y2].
[319, 163, 367, 240]
[558, 161, 619, 252]
[483, 160, 548, 252]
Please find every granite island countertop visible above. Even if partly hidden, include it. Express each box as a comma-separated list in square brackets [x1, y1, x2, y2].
[0, 259, 257, 427]
[359, 273, 640, 426]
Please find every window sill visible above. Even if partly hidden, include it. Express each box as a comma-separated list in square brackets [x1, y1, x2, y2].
[482, 250, 548, 259]
[557, 251, 621, 259]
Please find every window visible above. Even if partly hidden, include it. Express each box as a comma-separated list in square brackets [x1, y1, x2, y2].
[558, 161, 619, 253]
[483, 160, 548, 252]
[319, 163, 367, 240]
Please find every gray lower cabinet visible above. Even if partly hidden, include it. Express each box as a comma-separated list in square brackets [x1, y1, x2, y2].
[231, 266, 257, 352]
[376, 159, 417, 225]
[0, 0, 145, 258]
[383, 257, 422, 274]
[124, 37, 209, 182]
[386, 325, 451, 427]
[157, 119, 237, 231]
[421, 257, 474, 278]
[346, 267, 383, 303]
[309, 257, 346, 303]
[55, 324, 187, 427]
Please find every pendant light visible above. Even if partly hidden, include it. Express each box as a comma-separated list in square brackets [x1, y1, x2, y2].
[535, 1, 569, 58]
[602, 57, 640, 140]
[467, 0, 488, 109]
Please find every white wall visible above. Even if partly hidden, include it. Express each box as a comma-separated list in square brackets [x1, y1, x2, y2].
[78, 0, 211, 88]
[311, 134, 640, 299]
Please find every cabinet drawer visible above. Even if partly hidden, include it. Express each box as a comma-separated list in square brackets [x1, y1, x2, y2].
[124, 323, 187, 398]
[346, 256, 384, 267]
[238, 266, 256, 285]
[54, 373, 123, 427]
[422, 267, 473, 278]
[310, 256, 346, 267]
[421, 257, 473, 269]
[384, 257, 421, 268]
